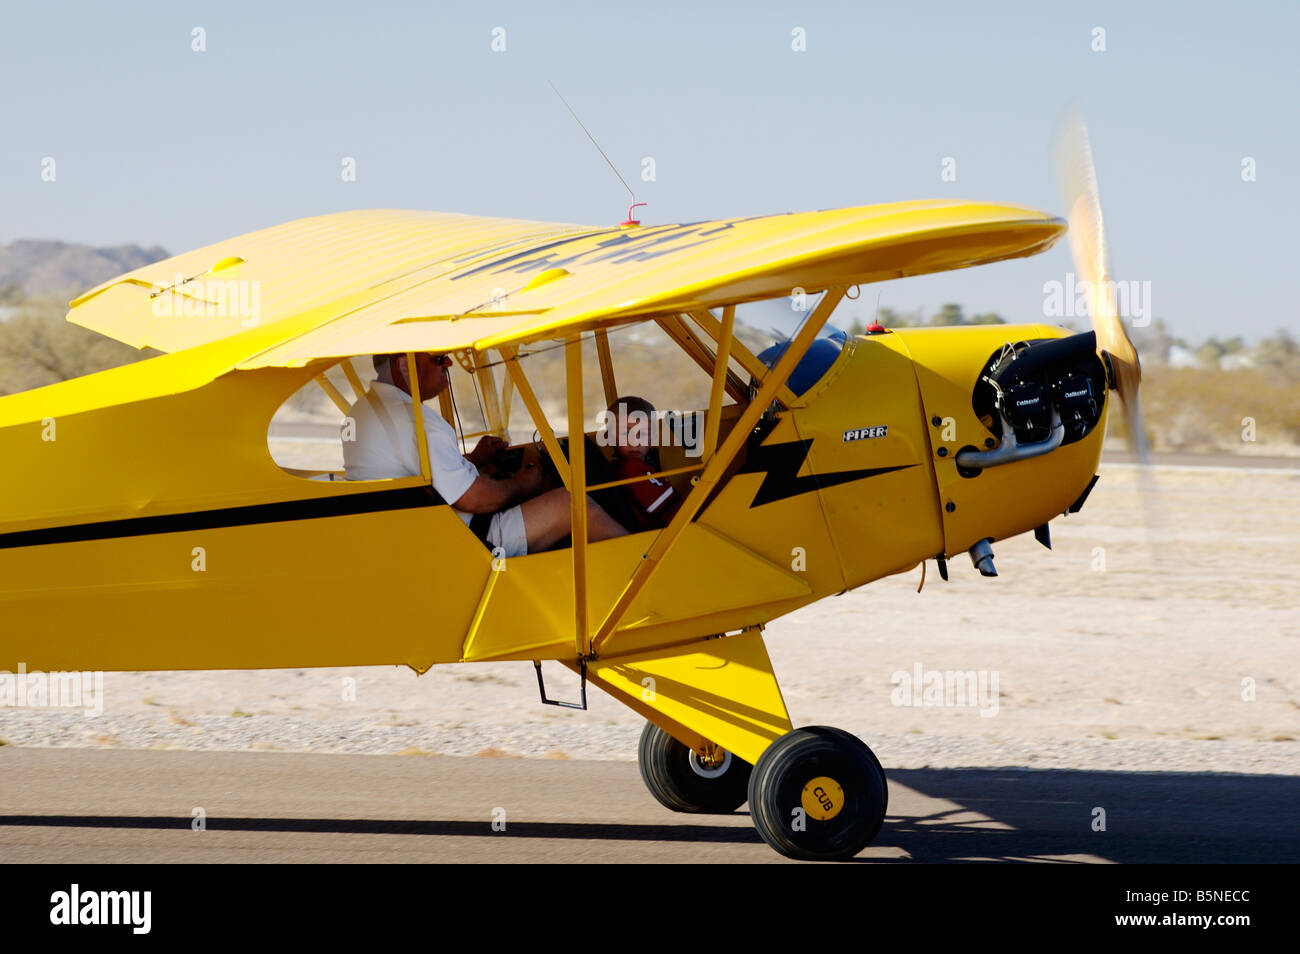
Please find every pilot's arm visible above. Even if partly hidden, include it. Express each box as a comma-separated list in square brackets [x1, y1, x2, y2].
[466, 435, 508, 467]
[452, 463, 544, 514]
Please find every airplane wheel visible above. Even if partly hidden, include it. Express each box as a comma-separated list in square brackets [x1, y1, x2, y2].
[637, 722, 752, 813]
[748, 726, 888, 861]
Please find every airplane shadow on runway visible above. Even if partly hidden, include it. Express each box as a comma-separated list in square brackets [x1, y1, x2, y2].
[2, 767, 1295, 862]
[878, 768, 1300, 863]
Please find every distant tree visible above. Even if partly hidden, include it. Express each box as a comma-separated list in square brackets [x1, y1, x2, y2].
[1134, 318, 1177, 364]
[1195, 338, 1226, 369]
[930, 303, 965, 326]
[969, 312, 1005, 324]
[1255, 328, 1298, 373]
[0, 299, 144, 395]
[1262, 328, 1296, 355]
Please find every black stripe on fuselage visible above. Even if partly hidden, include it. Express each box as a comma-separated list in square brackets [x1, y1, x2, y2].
[0, 485, 446, 551]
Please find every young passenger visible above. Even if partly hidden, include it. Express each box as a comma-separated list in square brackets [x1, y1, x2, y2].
[604, 396, 683, 532]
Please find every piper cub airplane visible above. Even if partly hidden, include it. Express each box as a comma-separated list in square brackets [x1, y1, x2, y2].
[0, 133, 1142, 860]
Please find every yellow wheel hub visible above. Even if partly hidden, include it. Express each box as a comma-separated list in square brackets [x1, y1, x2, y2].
[801, 776, 844, 821]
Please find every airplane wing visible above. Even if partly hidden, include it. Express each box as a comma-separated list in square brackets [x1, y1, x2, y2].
[67, 201, 1065, 367]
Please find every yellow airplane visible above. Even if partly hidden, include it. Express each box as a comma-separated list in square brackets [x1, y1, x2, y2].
[0, 126, 1141, 861]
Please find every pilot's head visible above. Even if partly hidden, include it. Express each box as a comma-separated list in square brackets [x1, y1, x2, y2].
[373, 352, 452, 400]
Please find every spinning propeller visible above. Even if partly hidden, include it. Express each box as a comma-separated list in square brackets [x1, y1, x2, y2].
[1054, 107, 1149, 462]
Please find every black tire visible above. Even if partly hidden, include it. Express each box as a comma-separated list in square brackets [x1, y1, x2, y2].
[637, 722, 753, 814]
[748, 726, 888, 860]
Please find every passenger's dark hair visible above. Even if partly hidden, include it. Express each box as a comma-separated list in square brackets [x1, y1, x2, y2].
[608, 394, 656, 417]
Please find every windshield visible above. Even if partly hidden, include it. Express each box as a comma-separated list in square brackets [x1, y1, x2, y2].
[738, 292, 852, 396]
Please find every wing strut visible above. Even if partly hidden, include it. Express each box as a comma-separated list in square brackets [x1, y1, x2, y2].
[594, 329, 618, 408]
[701, 304, 735, 463]
[566, 336, 590, 654]
[405, 352, 433, 485]
[590, 287, 847, 654]
[340, 358, 367, 403]
[314, 373, 351, 415]
[503, 345, 572, 491]
[655, 315, 748, 404]
[686, 309, 799, 408]
[470, 350, 506, 436]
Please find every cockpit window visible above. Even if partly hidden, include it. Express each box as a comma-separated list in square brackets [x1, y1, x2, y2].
[267, 364, 352, 478]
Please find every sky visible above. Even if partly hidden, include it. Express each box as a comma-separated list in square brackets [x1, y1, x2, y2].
[1, 0, 1296, 342]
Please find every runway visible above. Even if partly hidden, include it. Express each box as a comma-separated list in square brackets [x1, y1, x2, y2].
[1, 748, 1294, 863]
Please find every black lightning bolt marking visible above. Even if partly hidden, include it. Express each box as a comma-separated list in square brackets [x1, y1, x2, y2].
[737, 439, 913, 508]
[449, 229, 622, 280]
[449, 219, 754, 282]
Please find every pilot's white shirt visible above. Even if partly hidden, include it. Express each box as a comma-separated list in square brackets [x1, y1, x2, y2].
[343, 381, 479, 527]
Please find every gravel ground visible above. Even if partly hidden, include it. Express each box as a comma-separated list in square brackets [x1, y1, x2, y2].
[2, 710, 1296, 776]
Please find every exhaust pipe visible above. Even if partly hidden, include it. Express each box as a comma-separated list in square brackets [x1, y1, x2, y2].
[956, 407, 1064, 470]
[969, 538, 997, 577]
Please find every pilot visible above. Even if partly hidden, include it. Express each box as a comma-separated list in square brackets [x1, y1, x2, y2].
[344, 352, 627, 556]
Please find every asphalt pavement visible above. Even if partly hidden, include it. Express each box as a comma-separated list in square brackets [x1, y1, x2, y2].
[1, 748, 1294, 863]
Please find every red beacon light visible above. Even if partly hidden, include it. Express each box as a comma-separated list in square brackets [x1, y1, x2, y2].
[863, 291, 888, 332]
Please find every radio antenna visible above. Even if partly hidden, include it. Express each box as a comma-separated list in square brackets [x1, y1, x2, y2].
[548, 81, 636, 205]
[867, 291, 886, 333]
